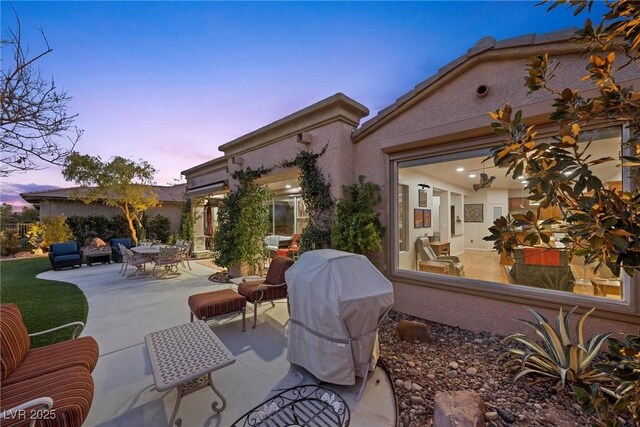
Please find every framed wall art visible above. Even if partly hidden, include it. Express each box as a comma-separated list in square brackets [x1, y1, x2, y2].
[464, 203, 484, 223]
[413, 209, 424, 228]
[422, 209, 432, 228]
[418, 189, 428, 207]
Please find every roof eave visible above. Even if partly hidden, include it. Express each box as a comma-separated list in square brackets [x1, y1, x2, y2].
[352, 28, 579, 142]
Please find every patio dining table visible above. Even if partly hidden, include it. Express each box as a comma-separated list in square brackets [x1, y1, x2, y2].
[131, 245, 165, 256]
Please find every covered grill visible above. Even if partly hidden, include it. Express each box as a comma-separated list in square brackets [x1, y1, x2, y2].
[286, 249, 394, 386]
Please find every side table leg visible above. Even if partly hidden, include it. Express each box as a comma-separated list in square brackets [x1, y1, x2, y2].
[207, 373, 227, 413]
[168, 386, 184, 426]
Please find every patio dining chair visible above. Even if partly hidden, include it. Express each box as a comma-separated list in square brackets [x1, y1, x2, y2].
[178, 240, 192, 270]
[121, 245, 152, 279]
[152, 246, 181, 278]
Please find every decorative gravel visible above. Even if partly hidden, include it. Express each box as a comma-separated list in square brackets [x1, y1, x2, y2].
[378, 311, 633, 427]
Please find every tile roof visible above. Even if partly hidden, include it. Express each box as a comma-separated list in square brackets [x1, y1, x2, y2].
[21, 184, 186, 204]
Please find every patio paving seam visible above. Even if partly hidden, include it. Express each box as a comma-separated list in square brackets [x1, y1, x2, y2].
[99, 341, 144, 358]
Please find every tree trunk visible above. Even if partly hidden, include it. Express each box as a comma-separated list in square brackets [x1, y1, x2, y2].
[121, 204, 138, 245]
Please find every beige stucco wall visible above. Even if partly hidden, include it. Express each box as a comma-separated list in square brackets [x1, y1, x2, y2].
[226, 120, 358, 200]
[355, 46, 640, 331]
[39, 200, 182, 233]
[393, 281, 640, 337]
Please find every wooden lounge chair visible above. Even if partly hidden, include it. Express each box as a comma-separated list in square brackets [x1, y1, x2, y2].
[415, 237, 465, 276]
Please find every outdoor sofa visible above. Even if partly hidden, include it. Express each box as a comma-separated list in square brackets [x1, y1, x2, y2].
[0, 303, 99, 426]
[48, 242, 83, 271]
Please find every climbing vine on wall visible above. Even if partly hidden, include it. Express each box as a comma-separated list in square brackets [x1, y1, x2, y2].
[212, 166, 272, 272]
[332, 175, 385, 260]
[282, 146, 333, 252]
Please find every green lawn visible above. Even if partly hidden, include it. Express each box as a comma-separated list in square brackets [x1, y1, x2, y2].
[0, 257, 88, 348]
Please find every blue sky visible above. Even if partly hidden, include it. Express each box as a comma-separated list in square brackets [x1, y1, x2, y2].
[1, 1, 606, 207]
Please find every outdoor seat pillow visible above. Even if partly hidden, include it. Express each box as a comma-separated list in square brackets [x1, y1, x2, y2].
[4, 336, 99, 386]
[0, 365, 94, 427]
[0, 304, 30, 382]
[52, 254, 81, 262]
[50, 242, 79, 256]
[265, 257, 294, 285]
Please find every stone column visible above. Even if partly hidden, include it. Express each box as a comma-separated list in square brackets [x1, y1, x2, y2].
[192, 202, 208, 258]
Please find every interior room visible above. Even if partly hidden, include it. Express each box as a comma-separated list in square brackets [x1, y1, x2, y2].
[396, 126, 626, 300]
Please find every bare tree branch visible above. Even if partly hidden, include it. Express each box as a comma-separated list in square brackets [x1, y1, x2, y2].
[0, 9, 82, 177]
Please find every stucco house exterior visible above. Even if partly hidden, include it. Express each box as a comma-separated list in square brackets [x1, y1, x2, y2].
[20, 184, 186, 234]
[181, 29, 640, 335]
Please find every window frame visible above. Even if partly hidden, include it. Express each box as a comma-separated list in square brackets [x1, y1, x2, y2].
[398, 184, 409, 252]
[386, 122, 640, 320]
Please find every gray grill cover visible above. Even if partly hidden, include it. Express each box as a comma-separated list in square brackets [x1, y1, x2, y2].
[286, 249, 394, 385]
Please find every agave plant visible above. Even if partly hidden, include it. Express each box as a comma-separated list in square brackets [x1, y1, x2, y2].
[501, 307, 611, 387]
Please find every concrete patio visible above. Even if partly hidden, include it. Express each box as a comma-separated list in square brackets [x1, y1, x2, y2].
[38, 261, 395, 426]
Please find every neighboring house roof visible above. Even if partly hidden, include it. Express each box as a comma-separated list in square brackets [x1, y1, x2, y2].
[351, 28, 579, 141]
[20, 184, 186, 205]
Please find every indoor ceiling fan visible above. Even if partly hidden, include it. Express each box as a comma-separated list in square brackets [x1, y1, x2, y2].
[472, 173, 495, 191]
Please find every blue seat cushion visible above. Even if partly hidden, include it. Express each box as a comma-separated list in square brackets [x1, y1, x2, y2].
[51, 243, 79, 256]
[54, 254, 81, 262]
[111, 238, 132, 249]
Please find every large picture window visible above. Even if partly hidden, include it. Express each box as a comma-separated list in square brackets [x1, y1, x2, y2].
[394, 125, 628, 302]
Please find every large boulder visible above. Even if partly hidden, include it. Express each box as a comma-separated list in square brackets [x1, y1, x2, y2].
[433, 390, 485, 427]
[91, 237, 107, 247]
[396, 320, 435, 344]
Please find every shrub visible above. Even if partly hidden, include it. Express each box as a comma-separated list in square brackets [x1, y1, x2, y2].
[1, 231, 20, 256]
[332, 175, 385, 260]
[67, 215, 113, 244]
[24, 216, 74, 249]
[146, 214, 171, 243]
[109, 214, 131, 239]
[501, 307, 611, 388]
[41, 215, 74, 246]
[26, 222, 45, 247]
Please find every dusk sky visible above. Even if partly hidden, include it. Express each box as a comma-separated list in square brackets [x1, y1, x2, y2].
[1, 1, 606, 208]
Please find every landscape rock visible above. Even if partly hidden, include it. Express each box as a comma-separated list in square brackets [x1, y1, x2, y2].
[433, 390, 485, 427]
[466, 367, 477, 376]
[485, 411, 499, 420]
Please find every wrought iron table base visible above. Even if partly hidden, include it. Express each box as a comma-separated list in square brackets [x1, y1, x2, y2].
[168, 373, 227, 427]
